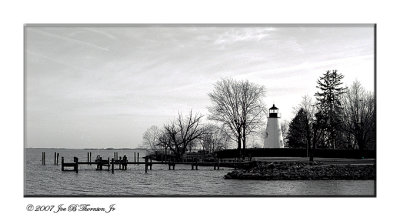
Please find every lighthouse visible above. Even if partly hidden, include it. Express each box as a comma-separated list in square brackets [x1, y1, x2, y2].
[263, 104, 284, 148]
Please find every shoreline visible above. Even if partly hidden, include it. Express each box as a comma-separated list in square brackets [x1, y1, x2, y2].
[224, 161, 375, 180]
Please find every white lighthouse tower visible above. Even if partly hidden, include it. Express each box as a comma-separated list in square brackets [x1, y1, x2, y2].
[263, 104, 284, 148]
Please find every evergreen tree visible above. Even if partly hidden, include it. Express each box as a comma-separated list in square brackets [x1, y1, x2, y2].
[287, 108, 308, 148]
[314, 70, 347, 149]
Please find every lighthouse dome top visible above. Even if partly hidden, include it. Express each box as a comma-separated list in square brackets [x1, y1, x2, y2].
[269, 104, 278, 110]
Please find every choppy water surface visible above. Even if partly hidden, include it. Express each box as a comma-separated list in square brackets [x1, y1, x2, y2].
[25, 148, 375, 196]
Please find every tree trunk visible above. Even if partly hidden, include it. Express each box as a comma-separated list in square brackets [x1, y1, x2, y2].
[306, 135, 311, 158]
[237, 130, 242, 150]
[310, 128, 318, 162]
[237, 130, 242, 159]
[356, 136, 366, 151]
[242, 127, 246, 150]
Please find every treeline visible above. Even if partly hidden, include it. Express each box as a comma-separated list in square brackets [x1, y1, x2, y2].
[142, 78, 267, 160]
[216, 148, 376, 159]
[141, 70, 376, 160]
[286, 70, 376, 155]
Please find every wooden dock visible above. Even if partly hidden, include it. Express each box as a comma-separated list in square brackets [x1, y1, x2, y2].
[57, 155, 251, 174]
[39, 151, 252, 174]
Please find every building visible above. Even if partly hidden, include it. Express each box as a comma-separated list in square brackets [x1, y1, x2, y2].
[263, 104, 284, 148]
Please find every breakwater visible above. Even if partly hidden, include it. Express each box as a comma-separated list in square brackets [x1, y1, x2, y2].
[224, 161, 375, 180]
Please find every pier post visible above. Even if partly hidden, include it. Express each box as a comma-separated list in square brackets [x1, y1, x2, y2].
[99, 157, 103, 170]
[134, 152, 136, 162]
[217, 159, 220, 170]
[54, 152, 56, 165]
[74, 157, 78, 173]
[111, 158, 114, 174]
[61, 157, 64, 171]
[150, 158, 153, 170]
[118, 156, 121, 170]
[196, 160, 198, 170]
[42, 152, 45, 165]
[137, 153, 139, 162]
[87, 152, 89, 163]
[89, 152, 91, 163]
[145, 157, 148, 173]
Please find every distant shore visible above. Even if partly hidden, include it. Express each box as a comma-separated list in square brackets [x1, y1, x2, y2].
[25, 147, 149, 151]
[224, 161, 375, 180]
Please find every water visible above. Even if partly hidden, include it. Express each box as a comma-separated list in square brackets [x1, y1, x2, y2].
[25, 148, 375, 196]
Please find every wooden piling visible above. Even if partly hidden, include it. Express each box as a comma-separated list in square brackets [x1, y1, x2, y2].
[89, 152, 91, 163]
[61, 157, 64, 171]
[107, 157, 110, 171]
[111, 158, 114, 174]
[118, 156, 121, 170]
[54, 152, 56, 165]
[137, 153, 139, 162]
[145, 157, 148, 173]
[56, 153, 59, 165]
[73, 157, 78, 173]
[43, 152, 45, 165]
[149, 158, 152, 170]
[134, 152, 136, 162]
[87, 152, 89, 162]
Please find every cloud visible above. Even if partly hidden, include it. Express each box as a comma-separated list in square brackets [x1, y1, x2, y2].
[25, 26, 374, 148]
[214, 28, 276, 45]
[29, 28, 110, 52]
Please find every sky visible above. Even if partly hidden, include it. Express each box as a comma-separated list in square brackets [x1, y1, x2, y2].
[25, 25, 374, 149]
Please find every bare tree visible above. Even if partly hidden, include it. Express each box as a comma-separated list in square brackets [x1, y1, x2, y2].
[342, 81, 376, 150]
[199, 124, 230, 153]
[208, 78, 266, 152]
[238, 80, 267, 150]
[163, 111, 205, 160]
[280, 120, 290, 147]
[142, 125, 163, 150]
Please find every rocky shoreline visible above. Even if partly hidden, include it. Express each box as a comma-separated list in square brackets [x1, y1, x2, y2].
[224, 161, 375, 180]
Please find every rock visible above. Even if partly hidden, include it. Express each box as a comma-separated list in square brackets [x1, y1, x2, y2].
[223, 161, 375, 180]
